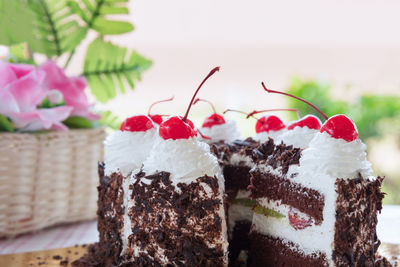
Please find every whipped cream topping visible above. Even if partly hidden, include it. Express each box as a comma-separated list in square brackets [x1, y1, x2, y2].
[104, 128, 158, 176]
[200, 119, 241, 143]
[298, 131, 373, 180]
[253, 129, 286, 143]
[276, 126, 318, 149]
[143, 137, 221, 183]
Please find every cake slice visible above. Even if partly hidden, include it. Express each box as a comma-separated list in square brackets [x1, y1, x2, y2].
[120, 127, 228, 265]
[118, 67, 228, 266]
[247, 85, 386, 266]
[97, 115, 158, 266]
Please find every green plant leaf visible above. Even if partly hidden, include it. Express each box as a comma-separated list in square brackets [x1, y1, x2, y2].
[68, 0, 134, 35]
[92, 18, 133, 35]
[0, 115, 15, 132]
[63, 116, 94, 129]
[0, 0, 41, 48]
[83, 39, 152, 103]
[0, 0, 87, 56]
[99, 110, 121, 130]
[100, 5, 129, 15]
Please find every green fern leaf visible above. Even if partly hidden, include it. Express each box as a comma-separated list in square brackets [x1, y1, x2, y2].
[0, 0, 41, 48]
[99, 110, 121, 130]
[67, 0, 134, 35]
[0, 0, 87, 56]
[83, 39, 152, 103]
[29, 0, 87, 56]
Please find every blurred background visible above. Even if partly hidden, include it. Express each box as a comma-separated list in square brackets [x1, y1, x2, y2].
[2, 0, 400, 203]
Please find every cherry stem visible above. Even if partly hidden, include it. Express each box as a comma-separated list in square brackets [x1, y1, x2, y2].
[182, 66, 220, 122]
[261, 82, 328, 120]
[197, 128, 211, 140]
[247, 109, 301, 120]
[193, 98, 217, 114]
[223, 109, 258, 120]
[148, 96, 175, 115]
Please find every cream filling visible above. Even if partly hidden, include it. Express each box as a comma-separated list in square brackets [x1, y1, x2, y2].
[251, 195, 336, 266]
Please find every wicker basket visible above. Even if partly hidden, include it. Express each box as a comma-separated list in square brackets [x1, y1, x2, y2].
[0, 128, 106, 237]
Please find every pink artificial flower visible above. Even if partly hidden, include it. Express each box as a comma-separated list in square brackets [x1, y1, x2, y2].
[39, 61, 100, 120]
[0, 61, 72, 131]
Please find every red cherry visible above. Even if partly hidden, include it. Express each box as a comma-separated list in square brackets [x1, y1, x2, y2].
[320, 114, 359, 142]
[193, 98, 226, 128]
[288, 115, 322, 130]
[288, 208, 312, 230]
[176, 116, 195, 130]
[120, 115, 155, 132]
[159, 67, 220, 140]
[149, 114, 163, 125]
[159, 116, 197, 140]
[202, 113, 226, 128]
[255, 115, 285, 133]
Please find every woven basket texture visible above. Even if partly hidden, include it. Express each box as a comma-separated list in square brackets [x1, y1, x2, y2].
[0, 128, 106, 237]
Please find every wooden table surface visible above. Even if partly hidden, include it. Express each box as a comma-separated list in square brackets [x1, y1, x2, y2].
[0, 243, 398, 267]
[0, 244, 88, 267]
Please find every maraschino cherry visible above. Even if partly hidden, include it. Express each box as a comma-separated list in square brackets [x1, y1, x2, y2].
[287, 115, 322, 130]
[120, 115, 155, 132]
[224, 109, 288, 134]
[261, 82, 359, 142]
[247, 109, 301, 134]
[159, 67, 220, 140]
[194, 98, 226, 128]
[147, 96, 174, 125]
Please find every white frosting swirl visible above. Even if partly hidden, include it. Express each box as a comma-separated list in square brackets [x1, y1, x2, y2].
[276, 126, 318, 149]
[104, 128, 158, 176]
[143, 137, 221, 183]
[299, 131, 373, 179]
[253, 129, 286, 142]
[200, 120, 241, 143]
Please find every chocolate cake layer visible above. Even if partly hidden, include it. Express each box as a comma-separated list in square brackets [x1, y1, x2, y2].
[248, 233, 327, 267]
[125, 171, 226, 266]
[223, 165, 251, 203]
[333, 175, 385, 266]
[250, 170, 324, 224]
